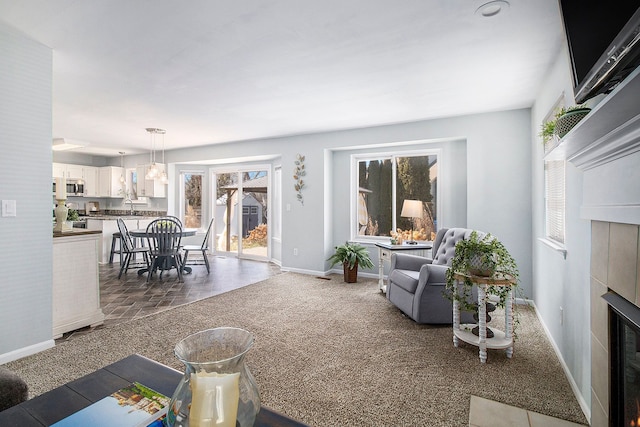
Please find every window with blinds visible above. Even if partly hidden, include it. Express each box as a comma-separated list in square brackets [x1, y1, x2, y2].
[545, 160, 565, 244]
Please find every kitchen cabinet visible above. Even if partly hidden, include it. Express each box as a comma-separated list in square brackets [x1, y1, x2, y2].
[82, 166, 99, 197]
[136, 164, 166, 197]
[53, 163, 84, 180]
[99, 166, 125, 197]
[52, 231, 104, 338]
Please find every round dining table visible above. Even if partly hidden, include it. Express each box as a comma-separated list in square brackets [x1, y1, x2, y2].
[128, 228, 198, 275]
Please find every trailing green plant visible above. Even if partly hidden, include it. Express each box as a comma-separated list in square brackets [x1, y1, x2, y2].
[327, 241, 374, 270]
[444, 231, 520, 313]
[539, 104, 588, 145]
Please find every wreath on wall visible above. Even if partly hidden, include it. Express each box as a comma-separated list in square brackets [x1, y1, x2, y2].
[294, 154, 306, 205]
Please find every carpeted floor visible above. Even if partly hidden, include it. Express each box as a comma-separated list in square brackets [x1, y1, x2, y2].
[4, 272, 587, 426]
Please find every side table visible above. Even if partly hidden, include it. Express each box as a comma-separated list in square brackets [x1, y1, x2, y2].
[452, 272, 516, 363]
[375, 242, 432, 292]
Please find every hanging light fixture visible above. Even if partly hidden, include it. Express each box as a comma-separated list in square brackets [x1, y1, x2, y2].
[145, 128, 165, 180]
[159, 130, 168, 184]
[119, 151, 126, 183]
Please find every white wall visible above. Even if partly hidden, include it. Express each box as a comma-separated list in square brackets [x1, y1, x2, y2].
[0, 23, 55, 362]
[160, 109, 533, 295]
[531, 45, 592, 414]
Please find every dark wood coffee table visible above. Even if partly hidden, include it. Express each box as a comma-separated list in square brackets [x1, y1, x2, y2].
[0, 354, 308, 427]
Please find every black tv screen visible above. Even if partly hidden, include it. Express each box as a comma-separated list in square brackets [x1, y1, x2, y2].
[560, 1, 640, 102]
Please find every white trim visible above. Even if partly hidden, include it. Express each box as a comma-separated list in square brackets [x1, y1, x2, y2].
[530, 301, 591, 423]
[537, 237, 568, 259]
[0, 339, 55, 364]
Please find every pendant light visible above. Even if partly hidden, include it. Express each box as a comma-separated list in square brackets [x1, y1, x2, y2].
[145, 128, 165, 180]
[159, 130, 168, 184]
[119, 151, 126, 183]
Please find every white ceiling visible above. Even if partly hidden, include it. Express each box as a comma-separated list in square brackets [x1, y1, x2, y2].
[0, 0, 564, 156]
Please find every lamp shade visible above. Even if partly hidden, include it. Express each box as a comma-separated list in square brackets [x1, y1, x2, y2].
[400, 200, 423, 218]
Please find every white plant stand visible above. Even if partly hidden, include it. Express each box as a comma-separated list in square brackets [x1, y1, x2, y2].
[452, 272, 515, 363]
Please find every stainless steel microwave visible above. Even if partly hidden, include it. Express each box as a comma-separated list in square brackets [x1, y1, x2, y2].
[52, 179, 85, 197]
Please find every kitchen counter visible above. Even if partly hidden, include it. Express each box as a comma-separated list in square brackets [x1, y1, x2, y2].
[53, 229, 102, 238]
[86, 217, 159, 264]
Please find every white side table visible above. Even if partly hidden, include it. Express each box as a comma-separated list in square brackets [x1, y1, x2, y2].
[452, 272, 515, 363]
[375, 242, 432, 292]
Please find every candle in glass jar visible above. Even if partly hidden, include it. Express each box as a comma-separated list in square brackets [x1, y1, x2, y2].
[189, 371, 240, 427]
[56, 177, 67, 199]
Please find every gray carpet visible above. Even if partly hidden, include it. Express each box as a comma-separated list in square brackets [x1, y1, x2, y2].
[4, 272, 587, 426]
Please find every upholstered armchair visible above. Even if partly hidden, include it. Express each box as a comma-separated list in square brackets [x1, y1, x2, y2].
[386, 227, 478, 324]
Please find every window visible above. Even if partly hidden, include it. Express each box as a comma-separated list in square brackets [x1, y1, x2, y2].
[181, 172, 203, 228]
[354, 152, 439, 241]
[545, 160, 565, 244]
[542, 96, 566, 245]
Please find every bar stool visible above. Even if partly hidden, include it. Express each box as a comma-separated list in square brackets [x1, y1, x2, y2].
[109, 232, 123, 264]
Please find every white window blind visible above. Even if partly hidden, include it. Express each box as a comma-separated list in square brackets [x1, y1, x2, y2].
[544, 160, 565, 244]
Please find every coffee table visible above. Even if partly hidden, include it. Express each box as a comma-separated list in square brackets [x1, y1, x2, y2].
[0, 354, 308, 427]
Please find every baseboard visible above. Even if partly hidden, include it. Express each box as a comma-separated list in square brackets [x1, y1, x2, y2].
[530, 301, 591, 423]
[280, 267, 326, 277]
[0, 339, 55, 364]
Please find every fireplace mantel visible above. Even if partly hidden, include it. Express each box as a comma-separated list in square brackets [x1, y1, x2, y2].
[545, 66, 640, 171]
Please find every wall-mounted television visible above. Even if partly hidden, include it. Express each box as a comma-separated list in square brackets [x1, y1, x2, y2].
[560, 1, 640, 103]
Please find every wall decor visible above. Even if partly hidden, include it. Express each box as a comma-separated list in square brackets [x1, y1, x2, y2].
[294, 154, 306, 205]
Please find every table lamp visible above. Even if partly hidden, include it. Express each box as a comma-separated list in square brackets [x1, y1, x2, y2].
[400, 199, 423, 245]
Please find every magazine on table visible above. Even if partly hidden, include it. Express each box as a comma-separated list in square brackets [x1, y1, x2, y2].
[51, 382, 170, 427]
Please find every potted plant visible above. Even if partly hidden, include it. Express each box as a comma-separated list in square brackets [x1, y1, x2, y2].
[539, 104, 591, 146]
[327, 242, 374, 283]
[444, 231, 519, 313]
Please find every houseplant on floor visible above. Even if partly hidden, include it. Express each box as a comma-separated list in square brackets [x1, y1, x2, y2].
[327, 242, 374, 283]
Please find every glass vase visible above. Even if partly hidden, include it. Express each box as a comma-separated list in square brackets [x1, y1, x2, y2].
[165, 327, 260, 427]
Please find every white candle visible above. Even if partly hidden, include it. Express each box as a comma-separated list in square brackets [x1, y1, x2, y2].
[56, 177, 67, 200]
[189, 371, 240, 427]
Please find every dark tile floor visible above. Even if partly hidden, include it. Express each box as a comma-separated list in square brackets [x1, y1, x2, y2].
[56, 255, 282, 343]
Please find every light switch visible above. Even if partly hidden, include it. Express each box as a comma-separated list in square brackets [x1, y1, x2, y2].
[2, 200, 16, 217]
[286, 203, 291, 212]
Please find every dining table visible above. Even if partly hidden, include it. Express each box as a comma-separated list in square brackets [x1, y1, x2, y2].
[128, 228, 198, 276]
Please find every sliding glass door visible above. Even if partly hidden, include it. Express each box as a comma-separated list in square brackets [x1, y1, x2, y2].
[212, 167, 269, 260]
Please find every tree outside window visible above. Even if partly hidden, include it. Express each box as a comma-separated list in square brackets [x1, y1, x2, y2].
[183, 172, 203, 228]
[356, 153, 438, 241]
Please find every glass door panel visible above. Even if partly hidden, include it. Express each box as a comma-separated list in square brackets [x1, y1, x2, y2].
[241, 170, 268, 259]
[215, 172, 239, 255]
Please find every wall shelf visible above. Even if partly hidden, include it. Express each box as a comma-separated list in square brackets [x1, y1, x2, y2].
[545, 66, 640, 170]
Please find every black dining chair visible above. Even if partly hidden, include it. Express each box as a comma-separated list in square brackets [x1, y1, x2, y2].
[145, 217, 184, 282]
[116, 218, 150, 279]
[182, 218, 214, 274]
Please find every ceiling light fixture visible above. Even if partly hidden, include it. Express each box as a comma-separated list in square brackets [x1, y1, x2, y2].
[159, 131, 168, 184]
[52, 138, 84, 151]
[119, 151, 126, 183]
[475, 1, 510, 18]
[145, 127, 165, 180]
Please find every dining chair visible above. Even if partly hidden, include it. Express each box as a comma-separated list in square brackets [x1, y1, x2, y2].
[116, 218, 150, 279]
[145, 217, 183, 282]
[182, 218, 214, 274]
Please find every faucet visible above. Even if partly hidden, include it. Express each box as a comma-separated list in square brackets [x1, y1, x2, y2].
[125, 197, 134, 215]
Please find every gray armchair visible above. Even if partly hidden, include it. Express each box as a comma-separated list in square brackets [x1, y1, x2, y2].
[386, 227, 478, 324]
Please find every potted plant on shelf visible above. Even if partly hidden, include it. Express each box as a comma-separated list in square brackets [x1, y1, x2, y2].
[539, 104, 591, 147]
[444, 231, 520, 313]
[327, 242, 374, 283]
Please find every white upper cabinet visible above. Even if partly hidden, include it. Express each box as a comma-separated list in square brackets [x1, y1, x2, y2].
[99, 166, 125, 198]
[82, 166, 99, 197]
[53, 163, 84, 180]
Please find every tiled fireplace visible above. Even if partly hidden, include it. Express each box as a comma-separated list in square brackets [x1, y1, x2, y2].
[590, 221, 640, 426]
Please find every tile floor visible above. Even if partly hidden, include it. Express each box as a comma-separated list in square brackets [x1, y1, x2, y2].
[469, 396, 586, 427]
[55, 254, 281, 342]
